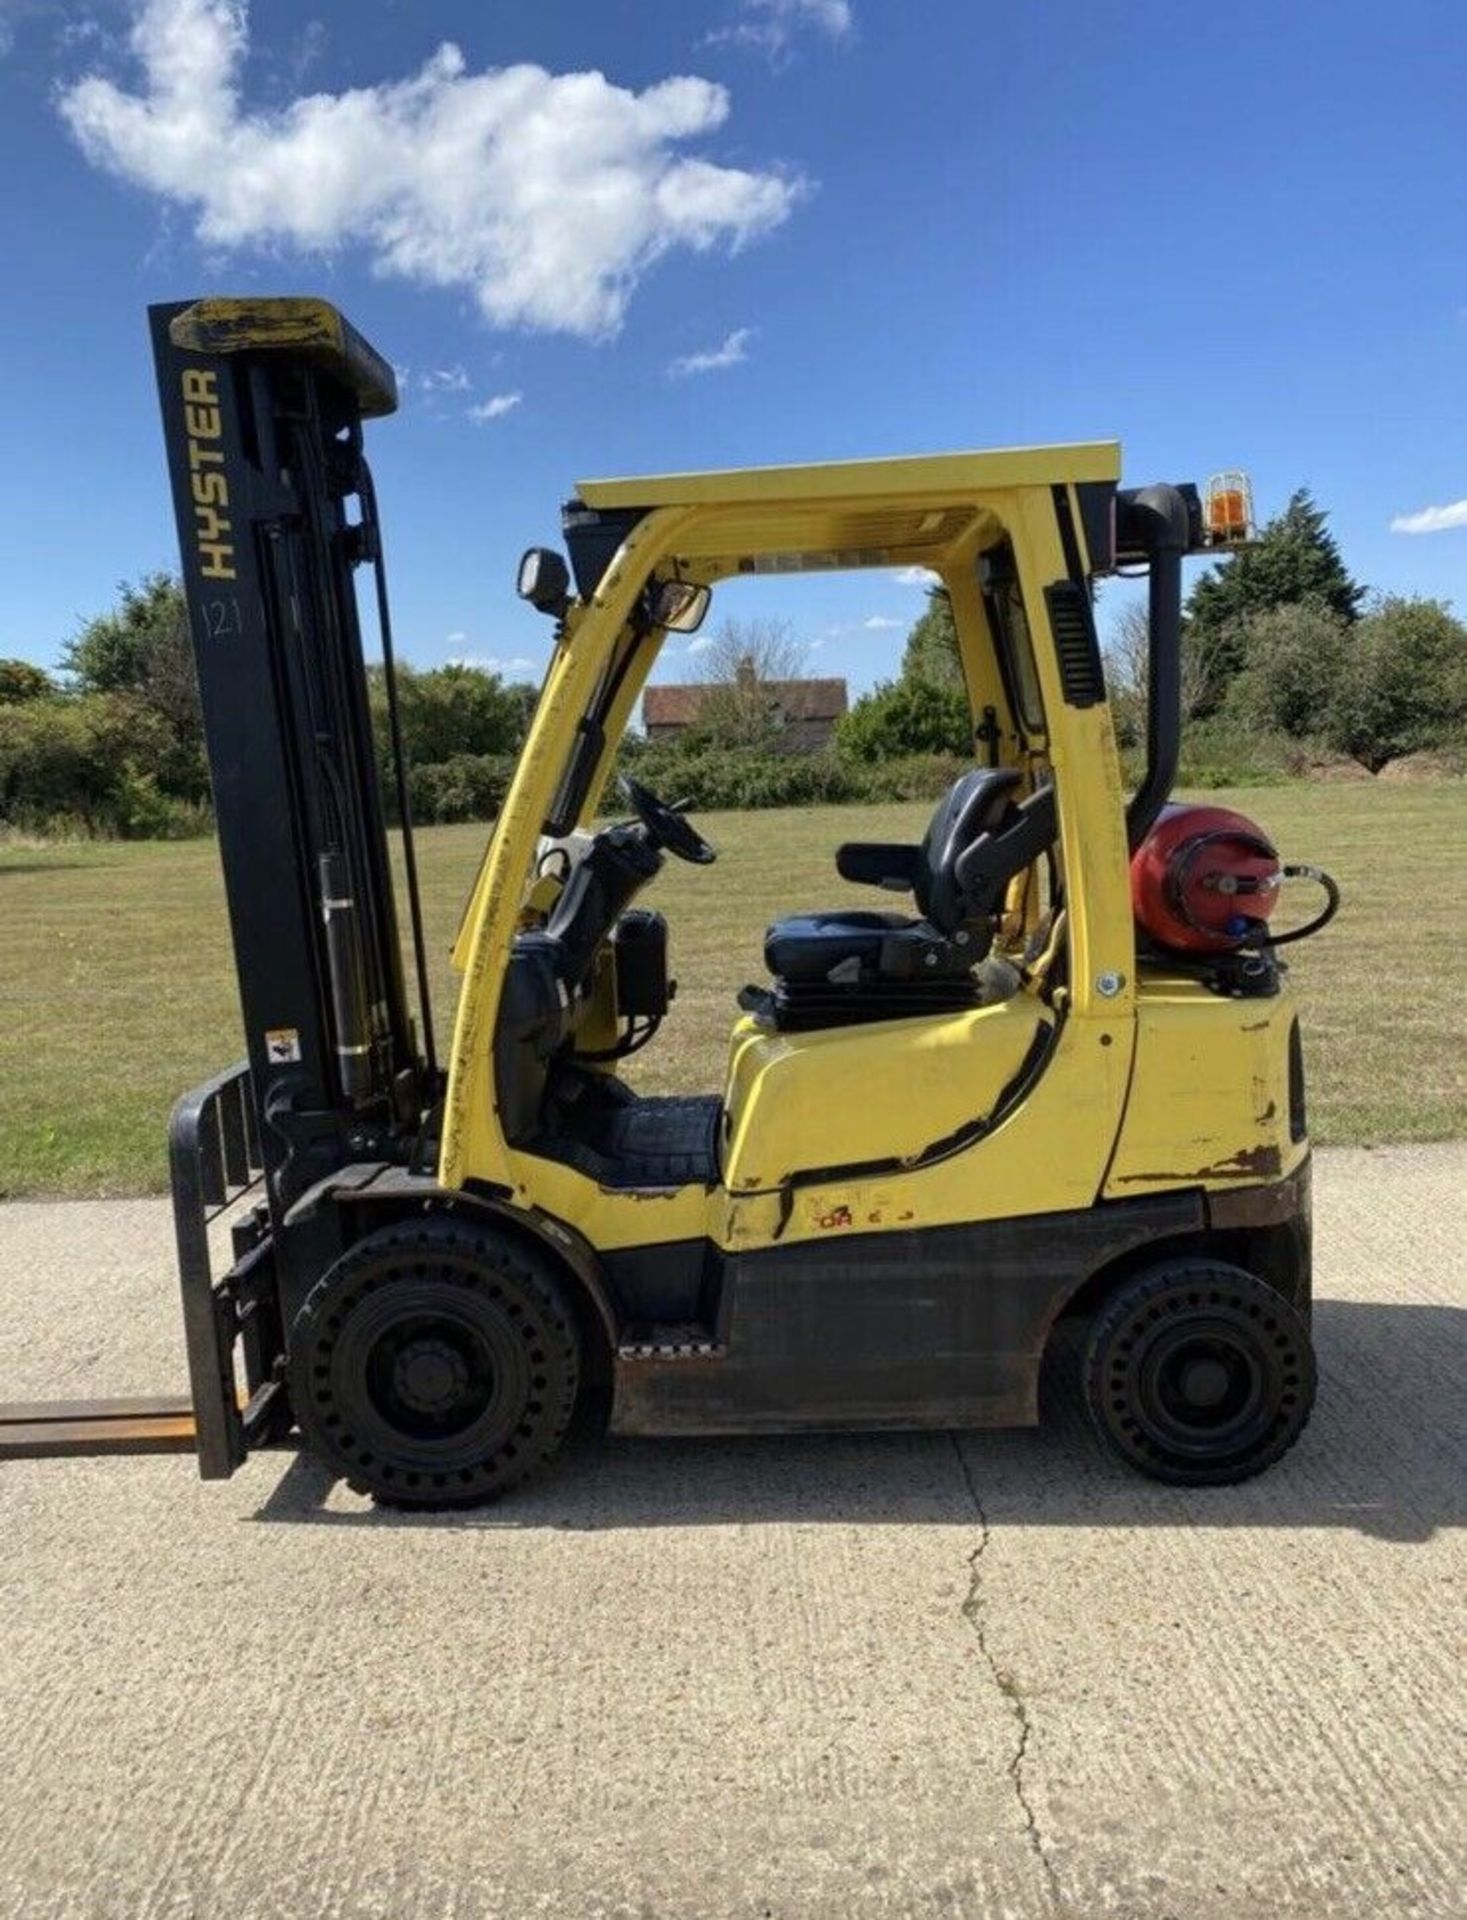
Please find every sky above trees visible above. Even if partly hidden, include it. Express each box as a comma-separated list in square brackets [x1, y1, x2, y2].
[2, 0, 1465, 693]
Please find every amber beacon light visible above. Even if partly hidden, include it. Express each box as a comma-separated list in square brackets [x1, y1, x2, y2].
[1203, 469, 1255, 546]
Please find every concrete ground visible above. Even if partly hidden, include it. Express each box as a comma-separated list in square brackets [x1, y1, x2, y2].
[0, 1145, 1462, 1920]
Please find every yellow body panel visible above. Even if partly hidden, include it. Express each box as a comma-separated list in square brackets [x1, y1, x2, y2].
[1105, 979, 1305, 1195]
[502, 1149, 716, 1252]
[720, 1004, 1134, 1250]
[578, 443, 1120, 509]
[721, 999, 1052, 1194]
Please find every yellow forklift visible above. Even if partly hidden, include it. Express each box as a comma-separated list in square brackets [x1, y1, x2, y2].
[4, 297, 1341, 1503]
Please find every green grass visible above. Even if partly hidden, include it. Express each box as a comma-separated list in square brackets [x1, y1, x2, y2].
[2, 783, 1463, 1196]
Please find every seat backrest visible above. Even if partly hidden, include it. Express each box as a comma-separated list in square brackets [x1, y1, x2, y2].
[913, 769, 1022, 931]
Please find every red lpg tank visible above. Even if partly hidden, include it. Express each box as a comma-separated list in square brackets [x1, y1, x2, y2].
[1130, 803, 1282, 954]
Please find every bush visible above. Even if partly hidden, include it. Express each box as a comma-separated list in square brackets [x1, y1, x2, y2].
[0, 693, 209, 837]
[0, 659, 55, 705]
[112, 762, 211, 839]
[1327, 596, 1467, 773]
[370, 664, 532, 769]
[1168, 719, 1303, 789]
[1224, 600, 1352, 741]
[846, 752, 972, 801]
[612, 742, 967, 813]
[837, 678, 972, 762]
[615, 744, 860, 809]
[1214, 593, 1467, 774]
[0, 701, 92, 827]
[408, 752, 518, 825]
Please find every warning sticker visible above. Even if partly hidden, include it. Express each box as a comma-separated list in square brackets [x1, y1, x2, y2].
[264, 1027, 302, 1064]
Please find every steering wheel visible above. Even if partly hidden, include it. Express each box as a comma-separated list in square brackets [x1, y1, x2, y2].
[622, 777, 717, 866]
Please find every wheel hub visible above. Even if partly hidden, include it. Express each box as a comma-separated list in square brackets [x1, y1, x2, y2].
[1178, 1354, 1232, 1410]
[1150, 1330, 1259, 1437]
[392, 1336, 471, 1416]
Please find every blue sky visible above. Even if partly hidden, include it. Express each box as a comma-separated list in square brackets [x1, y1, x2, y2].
[1, 0, 1464, 697]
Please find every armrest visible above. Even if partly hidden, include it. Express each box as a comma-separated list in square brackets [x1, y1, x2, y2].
[835, 841, 921, 892]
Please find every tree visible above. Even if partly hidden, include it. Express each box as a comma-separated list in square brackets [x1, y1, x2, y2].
[1105, 598, 1225, 748]
[1325, 596, 1467, 771]
[686, 618, 806, 750]
[62, 573, 191, 696]
[368, 662, 528, 769]
[1186, 489, 1363, 700]
[0, 659, 54, 705]
[900, 587, 963, 690]
[61, 574, 208, 801]
[837, 676, 972, 761]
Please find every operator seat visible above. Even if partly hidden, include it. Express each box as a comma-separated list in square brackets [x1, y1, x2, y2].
[753, 768, 1032, 1031]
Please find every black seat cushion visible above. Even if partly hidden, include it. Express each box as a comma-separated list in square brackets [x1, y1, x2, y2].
[764, 910, 975, 984]
[762, 771, 1023, 994]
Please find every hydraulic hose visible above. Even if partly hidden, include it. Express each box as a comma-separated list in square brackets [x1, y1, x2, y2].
[358, 459, 438, 1087]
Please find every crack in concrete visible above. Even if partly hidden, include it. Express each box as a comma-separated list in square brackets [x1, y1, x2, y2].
[951, 1434, 1061, 1908]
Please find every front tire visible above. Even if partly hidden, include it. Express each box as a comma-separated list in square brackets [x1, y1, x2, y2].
[287, 1217, 581, 1508]
[1083, 1260, 1315, 1486]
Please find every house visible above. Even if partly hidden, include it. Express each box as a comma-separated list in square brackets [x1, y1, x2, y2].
[642, 656, 849, 754]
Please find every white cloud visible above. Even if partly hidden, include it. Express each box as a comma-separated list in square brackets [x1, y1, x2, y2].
[686, 633, 717, 654]
[1390, 499, 1467, 534]
[862, 614, 902, 630]
[891, 565, 940, 587]
[419, 365, 469, 393]
[806, 637, 825, 651]
[448, 651, 540, 677]
[711, 0, 853, 60]
[468, 391, 523, 422]
[667, 325, 753, 377]
[445, 630, 468, 645]
[60, 0, 803, 337]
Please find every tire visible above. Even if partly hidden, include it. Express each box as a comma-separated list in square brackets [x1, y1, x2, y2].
[287, 1216, 582, 1509]
[1082, 1260, 1316, 1486]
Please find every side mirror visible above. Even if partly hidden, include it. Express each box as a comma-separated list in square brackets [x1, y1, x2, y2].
[517, 547, 572, 617]
[651, 579, 711, 634]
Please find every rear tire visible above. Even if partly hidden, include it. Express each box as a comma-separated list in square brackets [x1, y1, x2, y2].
[1082, 1260, 1315, 1486]
[287, 1216, 581, 1509]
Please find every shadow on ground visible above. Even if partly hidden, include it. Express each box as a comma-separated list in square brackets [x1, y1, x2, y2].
[250, 1298, 1465, 1544]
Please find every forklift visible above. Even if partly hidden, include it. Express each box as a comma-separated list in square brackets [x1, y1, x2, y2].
[6, 296, 1341, 1504]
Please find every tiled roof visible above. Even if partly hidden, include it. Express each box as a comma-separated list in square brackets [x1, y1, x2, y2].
[643, 678, 848, 726]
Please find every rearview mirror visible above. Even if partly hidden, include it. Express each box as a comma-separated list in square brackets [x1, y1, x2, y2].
[651, 579, 711, 634]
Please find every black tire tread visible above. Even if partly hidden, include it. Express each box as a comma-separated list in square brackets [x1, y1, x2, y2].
[288, 1216, 581, 1510]
[1082, 1259, 1316, 1487]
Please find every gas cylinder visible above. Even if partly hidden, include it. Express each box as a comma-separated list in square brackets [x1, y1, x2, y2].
[1130, 802, 1281, 954]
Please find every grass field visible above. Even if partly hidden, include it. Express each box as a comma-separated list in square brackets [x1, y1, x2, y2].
[2, 783, 1463, 1196]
